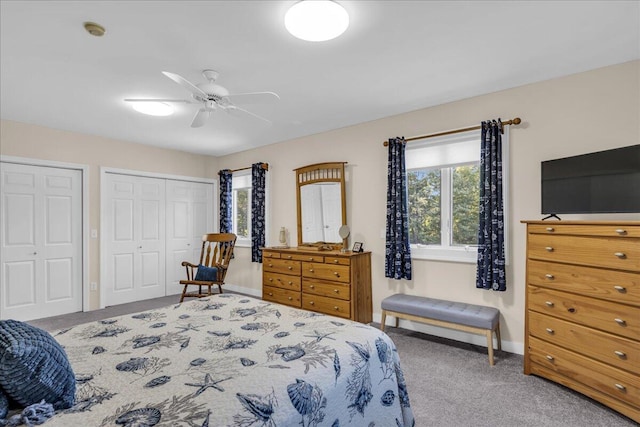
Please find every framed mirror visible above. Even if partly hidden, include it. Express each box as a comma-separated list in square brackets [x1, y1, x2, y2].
[294, 162, 347, 247]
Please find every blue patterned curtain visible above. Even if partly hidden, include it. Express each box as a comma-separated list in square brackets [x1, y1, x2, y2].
[251, 163, 267, 263]
[219, 169, 232, 233]
[476, 119, 506, 291]
[385, 137, 412, 280]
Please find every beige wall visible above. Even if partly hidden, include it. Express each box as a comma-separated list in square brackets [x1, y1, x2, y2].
[1, 60, 638, 352]
[219, 60, 640, 353]
[0, 121, 219, 309]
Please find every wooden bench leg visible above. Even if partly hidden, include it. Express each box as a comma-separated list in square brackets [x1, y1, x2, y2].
[380, 310, 387, 332]
[496, 323, 502, 351]
[486, 329, 495, 366]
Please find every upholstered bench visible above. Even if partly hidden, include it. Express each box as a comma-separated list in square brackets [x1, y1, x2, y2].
[380, 294, 501, 365]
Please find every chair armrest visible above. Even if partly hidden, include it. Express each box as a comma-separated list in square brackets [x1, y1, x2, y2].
[181, 261, 198, 268]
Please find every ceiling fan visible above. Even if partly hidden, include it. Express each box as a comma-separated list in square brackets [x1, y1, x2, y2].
[125, 70, 280, 128]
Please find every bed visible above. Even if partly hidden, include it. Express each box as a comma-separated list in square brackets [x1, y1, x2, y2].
[45, 293, 415, 426]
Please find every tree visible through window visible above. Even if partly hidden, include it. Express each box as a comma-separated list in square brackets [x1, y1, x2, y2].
[234, 188, 250, 239]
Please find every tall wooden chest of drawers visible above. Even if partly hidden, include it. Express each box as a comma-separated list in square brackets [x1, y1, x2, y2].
[262, 248, 372, 323]
[523, 221, 640, 422]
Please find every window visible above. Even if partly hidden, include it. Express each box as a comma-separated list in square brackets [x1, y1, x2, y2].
[232, 172, 252, 246]
[406, 130, 508, 263]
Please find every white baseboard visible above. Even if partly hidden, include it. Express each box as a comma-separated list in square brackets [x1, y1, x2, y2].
[224, 284, 261, 298]
[373, 312, 524, 355]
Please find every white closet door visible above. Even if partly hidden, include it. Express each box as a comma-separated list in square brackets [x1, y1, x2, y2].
[104, 174, 166, 306]
[166, 180, 214, 295]
[1, 163, 82, 320]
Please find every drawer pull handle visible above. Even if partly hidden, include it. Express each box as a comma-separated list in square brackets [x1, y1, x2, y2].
[545, 355, 554, 361]
[615, 229, 627, 235]
[334, 289, 339, 293]
[545, 274, 555, 280]
[614, 285, 626, 293]
[268, 264, 273, 267]
[545, 328, 554, 334]
[546, 227, 554, 232]
[309, 301, 315, 305]
[288, 296, 293, 301]
[545, 247, 554, 252]
[614, 318, 626, 326]
[288, 266, 293, 270]
[287, 255, 292, 259]
[333, 306, 339, 311]
[268, 292, 273, 296]
[614, 383, 627, 391]
[269, 278, 273, 282]
[288, 281, 293, 285]
[309, 268, 314, 273]
[614, 350, 626, 358]
[334, 259, 339, 264]
[309, 285, 315, 289]
[333, 272, 339, 276]
[309, 257, 313, 261]
[614, 252, 626, 259]
[545, 301, 554, 307]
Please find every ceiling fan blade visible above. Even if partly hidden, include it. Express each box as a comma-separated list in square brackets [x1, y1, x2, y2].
[124, 98, 192, 103]
[191, 108, 210, 128]
[162, 71, 209, 100]
[226, 91, 280, 104]
[227, 105, 272, 124]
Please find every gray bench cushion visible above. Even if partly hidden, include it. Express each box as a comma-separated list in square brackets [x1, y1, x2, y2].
[381, 294, 499, 330]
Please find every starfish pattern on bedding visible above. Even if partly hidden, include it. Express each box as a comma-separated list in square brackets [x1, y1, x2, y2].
[304, 330, 336, 342]
[185, 373, 230, 396]
[175, 323, 201, 333]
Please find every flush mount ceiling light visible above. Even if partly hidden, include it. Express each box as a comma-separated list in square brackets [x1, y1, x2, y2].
[131, 101, 174, 116]
[83, 22, 106, 37]
[285, 0, 349, 42]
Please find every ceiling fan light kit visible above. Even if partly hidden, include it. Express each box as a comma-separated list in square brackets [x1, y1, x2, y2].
[285, 0, 349, 42]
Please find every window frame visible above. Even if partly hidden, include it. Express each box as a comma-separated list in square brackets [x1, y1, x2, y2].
[406, 128, 510, 264]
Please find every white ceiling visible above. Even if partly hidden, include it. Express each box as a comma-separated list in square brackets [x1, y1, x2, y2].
[1, 1, 638, 156]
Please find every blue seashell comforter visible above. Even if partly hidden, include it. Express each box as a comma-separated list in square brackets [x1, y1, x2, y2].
[47, 294, 415, 426]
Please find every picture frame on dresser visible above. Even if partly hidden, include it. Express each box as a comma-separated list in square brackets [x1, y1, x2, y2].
[521, 220, 639, 423]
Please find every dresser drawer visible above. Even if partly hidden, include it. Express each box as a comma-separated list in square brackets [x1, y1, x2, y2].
[264, 258, 301, 275]
[302, 294, 351, 319]
[262, 251, 281, 259]
[290, 253, 324, 263]
[528, 234, 640, 272]
[303, 279, 350, 301]
[529, 336, 640, 409]
[529, 311, 640, 374]
[263, 272, 301, 291]
[528, 224, 640, 238]
[324, 256, 350, 266]
[263, 285, 301, 308]
[302, 262, 350, 283]
[528, 286, 639, 339]
[527, 259, 640, 307]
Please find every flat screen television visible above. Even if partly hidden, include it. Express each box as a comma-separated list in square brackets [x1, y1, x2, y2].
[541, 144, 640, 215]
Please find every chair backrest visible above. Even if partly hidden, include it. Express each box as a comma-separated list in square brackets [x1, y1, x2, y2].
[199, 233, 237, 281]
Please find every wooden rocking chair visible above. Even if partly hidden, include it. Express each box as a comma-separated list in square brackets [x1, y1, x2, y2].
[179, 233, 237, 302]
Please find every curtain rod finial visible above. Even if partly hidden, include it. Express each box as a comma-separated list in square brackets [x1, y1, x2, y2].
[512, 117, 521, 125]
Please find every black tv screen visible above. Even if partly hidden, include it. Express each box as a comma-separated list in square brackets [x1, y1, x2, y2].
[541, 144, 640, 214]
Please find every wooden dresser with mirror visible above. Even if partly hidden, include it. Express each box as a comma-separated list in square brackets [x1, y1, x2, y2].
[262, 162, 373, 323]
[522, 220, 640, 422]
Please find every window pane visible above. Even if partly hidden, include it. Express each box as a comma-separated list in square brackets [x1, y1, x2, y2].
[451, 164, 479, 246]
[235, 189, 250, 238]
[408, 169, 441, 245]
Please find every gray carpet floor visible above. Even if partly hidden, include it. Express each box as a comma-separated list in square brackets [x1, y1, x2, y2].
[29, 295, 638, 427]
